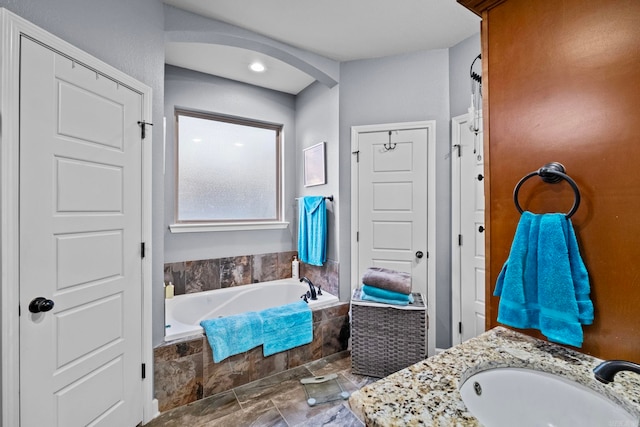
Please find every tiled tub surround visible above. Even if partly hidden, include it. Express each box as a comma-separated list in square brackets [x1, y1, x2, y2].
[164, 252, 339, 298]
[154, 302, 350, 413]
[349, 327, 640, 426]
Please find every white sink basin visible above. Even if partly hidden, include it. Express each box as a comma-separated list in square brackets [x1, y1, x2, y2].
[459, 367, 638, 427]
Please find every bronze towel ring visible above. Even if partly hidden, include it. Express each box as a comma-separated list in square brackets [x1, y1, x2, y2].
[513, 162, 581, 218]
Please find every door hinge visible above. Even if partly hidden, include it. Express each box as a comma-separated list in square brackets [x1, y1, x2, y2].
[137, 120, 154, 139]
[459, 322, 462, 334]
[141, 242, 145, 259]
[142, 363, 146, 379]
[352, 150, 359, 162]
[458, 234, 463, 246]
[356, 231, 359, 242]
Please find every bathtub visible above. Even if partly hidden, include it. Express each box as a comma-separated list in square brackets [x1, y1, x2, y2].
[164, 278, 339, 341]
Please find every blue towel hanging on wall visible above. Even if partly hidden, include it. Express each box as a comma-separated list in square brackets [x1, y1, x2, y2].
[494, 211, 594, 348]
[298, 196, 326, 266]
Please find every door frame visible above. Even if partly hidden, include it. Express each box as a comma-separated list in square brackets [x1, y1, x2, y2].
[451, 112, 483, 346]
[350, 120, 437, 356]
[0, 9, 155, 426]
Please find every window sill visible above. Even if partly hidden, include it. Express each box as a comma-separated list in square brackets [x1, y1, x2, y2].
[169, 221, 290, 233]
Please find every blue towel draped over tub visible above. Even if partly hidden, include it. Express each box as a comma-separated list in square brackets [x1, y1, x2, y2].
[258, 300, 313, 357]
[494, 211, 594, 347]
[200, 312, 263, 363]
[298, 196, 327, 266]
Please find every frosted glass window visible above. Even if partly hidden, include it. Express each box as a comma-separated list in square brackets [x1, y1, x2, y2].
[176, 110, 281, 222]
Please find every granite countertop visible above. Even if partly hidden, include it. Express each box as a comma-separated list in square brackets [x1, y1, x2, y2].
[348, 326, 640, 426]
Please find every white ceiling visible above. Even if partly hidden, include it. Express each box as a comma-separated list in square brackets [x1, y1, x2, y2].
[164, 0, 480, 94]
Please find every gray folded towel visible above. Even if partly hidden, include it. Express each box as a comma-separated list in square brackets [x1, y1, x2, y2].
[361, 267, 411, 295]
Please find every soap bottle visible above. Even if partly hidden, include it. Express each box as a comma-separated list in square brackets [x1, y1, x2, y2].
[165, 281, 174, 299]
[291, 256, 299, 279]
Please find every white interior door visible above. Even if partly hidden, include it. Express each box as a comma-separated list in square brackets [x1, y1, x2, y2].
[352, 122, 436, 355]
[451, 113, 485, 345]
[19, 36, 143, 427]
[357, 128, 428, 294]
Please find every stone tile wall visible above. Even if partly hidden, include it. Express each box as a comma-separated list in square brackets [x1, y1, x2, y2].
[164, 251, 340, 298]
[154, 302, 350, 413]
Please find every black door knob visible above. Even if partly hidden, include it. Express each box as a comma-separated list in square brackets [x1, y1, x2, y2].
[477, 174, 484, 181]
[478, 225, 485, 233]
[416, 251, 424, 259]
[29, 297, 55, 313]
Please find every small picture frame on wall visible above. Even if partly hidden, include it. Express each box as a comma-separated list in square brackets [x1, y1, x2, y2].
[303, 142, 326, 187]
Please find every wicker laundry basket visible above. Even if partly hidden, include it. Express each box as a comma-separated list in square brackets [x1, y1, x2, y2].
[351, 288, 427, 378]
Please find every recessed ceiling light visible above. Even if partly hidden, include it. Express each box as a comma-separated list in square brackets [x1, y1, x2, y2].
[249, 62, 266, 73]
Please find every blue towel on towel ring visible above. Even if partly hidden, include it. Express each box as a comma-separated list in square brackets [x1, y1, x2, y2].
[200, 312, 263, 363]
[258, 300, 313, 357]
[494, 211, 594, 347]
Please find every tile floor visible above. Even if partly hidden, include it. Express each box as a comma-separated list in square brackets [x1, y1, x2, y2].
[145, 351, 377, 427]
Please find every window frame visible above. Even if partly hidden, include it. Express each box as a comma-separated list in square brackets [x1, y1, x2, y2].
[173, 108, 284, 228]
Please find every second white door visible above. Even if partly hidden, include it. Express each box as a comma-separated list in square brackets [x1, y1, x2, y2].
[452, 113, 485, 345]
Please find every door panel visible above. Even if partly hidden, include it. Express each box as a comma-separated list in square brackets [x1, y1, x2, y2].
[373, 221, 412, 250]
[56, 294, 123, 366]
[56, 158, 123, 212]
[56, 357, 124, 427]
[56, 231, 123, 288]
[19, 36, 142, 427]
[455, 116, 485, 342]
[373, 182, 412, 210]
[357, 128, 428, 298]
[372, 143, 412, 171]
[57, 80, 126, 148]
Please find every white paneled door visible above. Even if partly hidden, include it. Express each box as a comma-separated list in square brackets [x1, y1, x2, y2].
[354, 125, 436, 357]
[452, 113, 485, 345]
[19, 37, 143, 426]
[357, 128, 429, 297]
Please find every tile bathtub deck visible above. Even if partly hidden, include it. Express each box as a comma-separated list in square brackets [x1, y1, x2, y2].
[145, 351, 377, 427]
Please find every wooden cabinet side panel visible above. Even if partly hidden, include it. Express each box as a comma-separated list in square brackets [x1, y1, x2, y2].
[484, 0, 640, 360]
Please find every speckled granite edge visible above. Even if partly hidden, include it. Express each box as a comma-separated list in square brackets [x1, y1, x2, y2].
[348, 326, 640, 427]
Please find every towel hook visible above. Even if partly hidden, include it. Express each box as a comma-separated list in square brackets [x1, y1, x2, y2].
[383, 131, 397, 151]
[513, 162, 581, 218]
